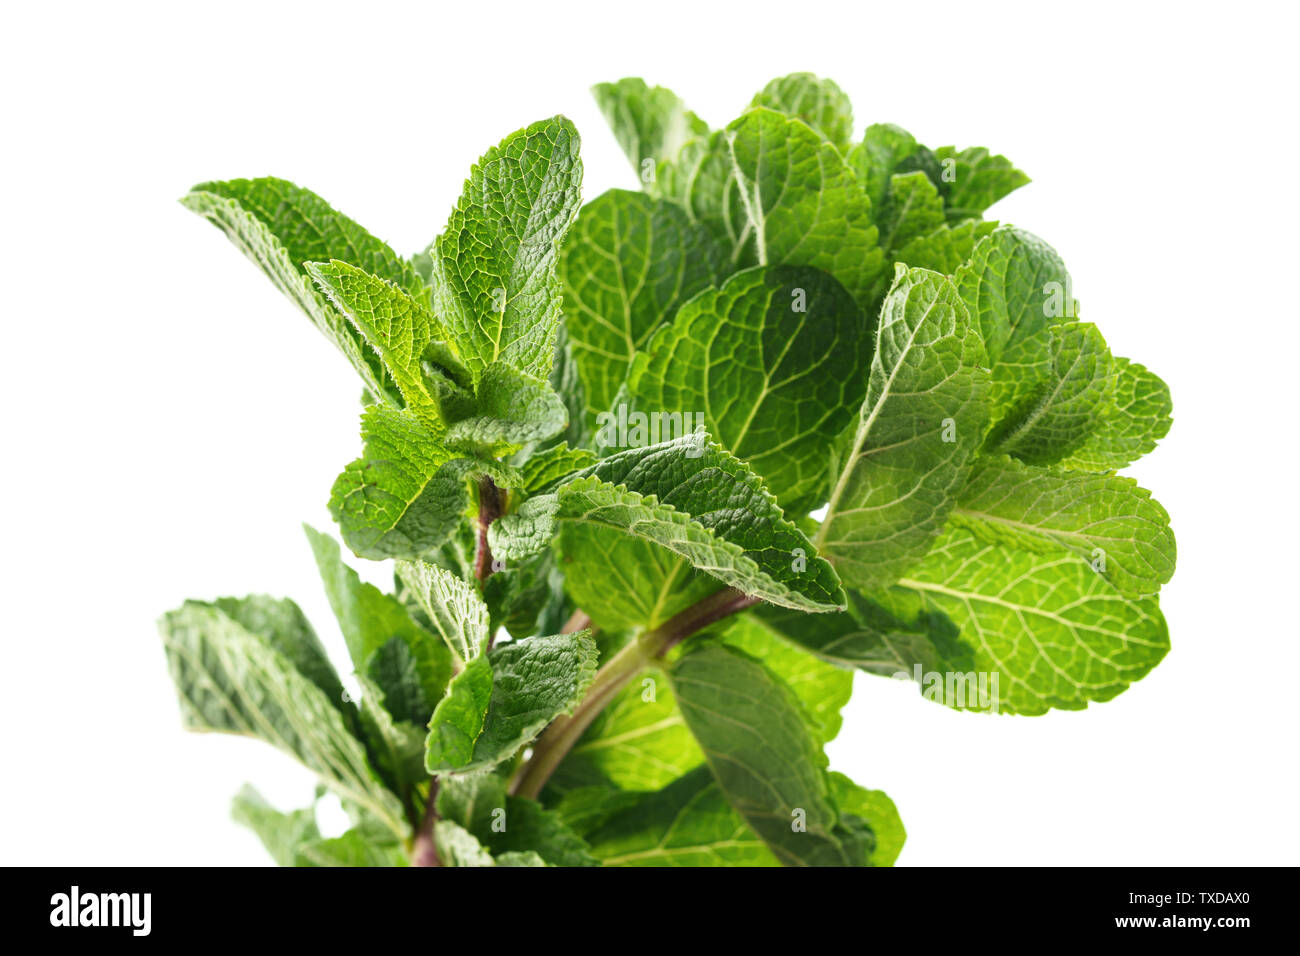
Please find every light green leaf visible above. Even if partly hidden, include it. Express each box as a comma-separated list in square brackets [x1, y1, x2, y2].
[491, 436, 845, 613]
[1060, 358, 1173, 470]
[896, 219, 999, 275]
[425, 633, 599, 774]
[295, 827, 408, 866]
[951, 455, 1175, 596]
[329, 406, 519, 560]
[206, 595, 346, 711]
[433, 820, 497, 867]
[933, 145, 1030, 220]
[656, 131, 749, 260]
[518, 443, 598, 494]
[231, 785, 321, 867]
[444, 363, 567, 454]
[307, 260, 466, 430]
[355, 675, 428, 806]
[559, 189, 721, 414]
[671, 643, 861, 866]
[628, 265, 868, 508]
[877, 170, 946, 257]
[394, 560, 491, 664]
[159, 602, 407, 838]
[575, 767, 780, 867]
[827, 772, 906, 866]
[430, 116, 583, 382]
[953, 225, 1070, 374]
[750, 73, 854, 149]
[181, 177, 422, 402]
[988, 322, 1114, 464]
[304, 524, 451, 721]
[592, 77, 709, 184]
[895, 527, 1171, 714]
[726, 108, 885, 306]
[817, 265, 990, 591]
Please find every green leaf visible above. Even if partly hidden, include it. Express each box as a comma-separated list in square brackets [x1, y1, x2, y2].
[1061, 358, 1173, 470]
[895, 527, 1171, 714]
[656, 131, 749, 261]
[437, 773, 598, 866]
[356, 675, 428, 806]
[518, 443, 598, 495]
[307, 260, 466, 430]
[433, 820, 497, 867]
[592, 77, 708, 183]
[953, 225, 1070, 375]
[304, 524, 451, 721]
[896, 219, 999, 275]
[951, 455, 1175, 597]
[206, 595, 346, 711]
[394, 560, 491, 664]
[231, 785, 321, 867]
[827, 772, 907, 866]
[491, 436, 845, 613]
[547, 324, 592, 449]
[425, 633, 599, 774]
[725, 108, 885, 306]
[817, 266, 990, 591]
[933, 145, 1030, 220]
[559, 189, 722, 414]
[575, 767, 780, 866]
[988, 322, 1114, 465]
[847, 123, 919, 211]
[670, 643, 862, 866]
[877, 171, 947, 257]
[295, 827, 408, 866]
[181, 177, 423, 401]
[329, 406, 518, 560]
[444, 363, 567, 454]
[430, 116, 583, 382]
[158, 602, 408, 837]
[749, 73, 854, 150]
[628, 265, 869, 508]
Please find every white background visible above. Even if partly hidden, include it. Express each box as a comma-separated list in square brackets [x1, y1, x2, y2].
[2, 0, 1296, 866]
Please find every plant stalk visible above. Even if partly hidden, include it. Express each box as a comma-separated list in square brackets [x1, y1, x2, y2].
[474, 475, 505, 586]
[410, 778, 442, 867]
[508, 587, 760, 799]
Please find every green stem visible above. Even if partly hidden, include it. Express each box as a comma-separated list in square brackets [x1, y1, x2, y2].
[508, 587, 760, 800]
[410, 778, 442, 867]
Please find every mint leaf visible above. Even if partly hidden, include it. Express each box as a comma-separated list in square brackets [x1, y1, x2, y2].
[592, 78, 709, 185]
[430, 116, 583, 382]
[726, 108, 884, 306]
[181, 177, 422, 402]
[750, 73, 854, 149]
[158, 602, 408, 837]
[307, 260, 464, 430]
[933, 145, 1030, 221]
[329, 406, 518, 560]
[425, 632, 598, 774]
[877, 170, 947, 257]
[559, 189, 721, 414]
[394, 560, 491, 664]
[575, 767, 780, 866]
[952, 455, 1176, 597]
[628, 265, 868, 508]
[444, 363, 567, 454]
[827, 772, 906, 866]
[671, 643, 862, 866]
[987, 322, 1114, 465]
[656, 131, 749, 258]
[304, 524, 451, 721]
[231, 785, 321, 867]
[818, 266, 990, 591]
[433, 820, 497, 867]
[1061, 358, 1173, 470]
[896, 219, 999, 275]
[437, 773, 598, 867]
[896, 527, 1170, 714]
[518, 443, 598, 494]
[492, 436, 845, 613]
[847, 123, 919, 210]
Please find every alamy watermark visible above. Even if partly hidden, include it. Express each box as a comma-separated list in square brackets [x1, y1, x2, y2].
[892, 664, 1000, 713]
[594, 404, 707, 456]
